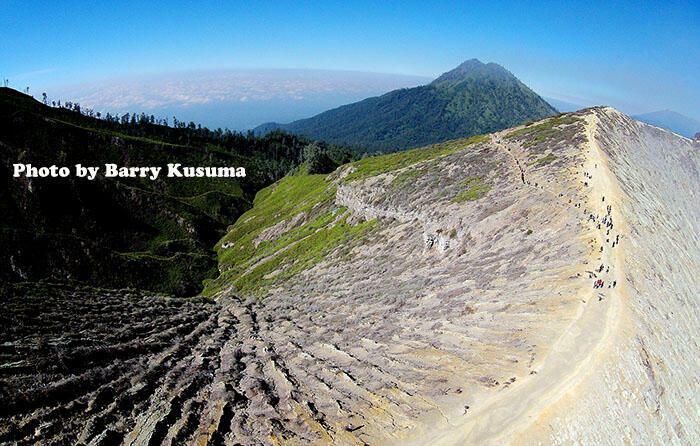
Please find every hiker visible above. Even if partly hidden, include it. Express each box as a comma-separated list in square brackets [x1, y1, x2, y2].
[521, 172, 525, 183]
[613, 281, 617, 288]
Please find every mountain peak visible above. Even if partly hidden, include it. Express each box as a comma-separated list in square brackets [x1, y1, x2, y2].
[431, 59, 512, 85]
[453, 58, 486, 71]
[254, 59, 557, 150]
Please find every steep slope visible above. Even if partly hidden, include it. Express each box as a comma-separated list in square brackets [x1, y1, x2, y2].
[507, 108, 700, 445]
[256, 59, 557, 151]
[2, 108, 698, 445]
[0, 88, 352, 295]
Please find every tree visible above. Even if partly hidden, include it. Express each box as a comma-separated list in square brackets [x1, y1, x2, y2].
[304, 143, 339, 174]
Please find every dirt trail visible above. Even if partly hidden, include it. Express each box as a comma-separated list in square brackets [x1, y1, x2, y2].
[420, 116, 626, 445]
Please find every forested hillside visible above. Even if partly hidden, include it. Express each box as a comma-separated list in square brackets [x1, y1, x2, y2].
[0, 88, 353, 295]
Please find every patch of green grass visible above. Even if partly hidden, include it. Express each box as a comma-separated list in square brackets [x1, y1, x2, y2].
[215, 170, 337, 269]
[226, 214, 377, 298]
[391, 169, 420, 188]
[451, 176, 492, 203]
[528, 153, 556, 166]
[504, 116, 580, 140]
[203, 168, 378, 298]
[344, 134, 489, 182]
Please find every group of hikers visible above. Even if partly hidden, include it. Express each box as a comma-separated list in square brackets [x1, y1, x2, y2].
[576, 164, 622, 294]
[513, 151, 622, 296]
[593, 279, 616, 289]
[587, 190, 620, 291]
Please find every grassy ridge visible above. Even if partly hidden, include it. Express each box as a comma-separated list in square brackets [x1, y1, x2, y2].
[344, 134, 489, 182]
[205, 133, 491, 298]
[204, 169, 378, 298]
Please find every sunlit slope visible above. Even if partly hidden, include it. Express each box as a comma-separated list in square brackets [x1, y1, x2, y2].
[205, 112, 607, 444]
[511, 108, 700, 445]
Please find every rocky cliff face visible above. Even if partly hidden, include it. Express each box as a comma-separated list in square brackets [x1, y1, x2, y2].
[2, 108, 698, 445]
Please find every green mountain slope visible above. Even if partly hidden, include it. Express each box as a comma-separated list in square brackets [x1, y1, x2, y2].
[203, 133, 489, 298]
[255, 59, 558, 151]
[0, 88, 352, 295]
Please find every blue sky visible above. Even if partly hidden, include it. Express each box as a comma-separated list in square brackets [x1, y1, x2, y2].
[2, 0, 699, 120]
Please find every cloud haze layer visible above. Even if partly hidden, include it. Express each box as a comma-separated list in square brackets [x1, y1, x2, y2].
[45, 70, 431, 130]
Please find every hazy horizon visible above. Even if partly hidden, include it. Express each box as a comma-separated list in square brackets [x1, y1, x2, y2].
[2, 1, 698, 125]
[38, 69, 431, 130]
[18, 66, 699, 132]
